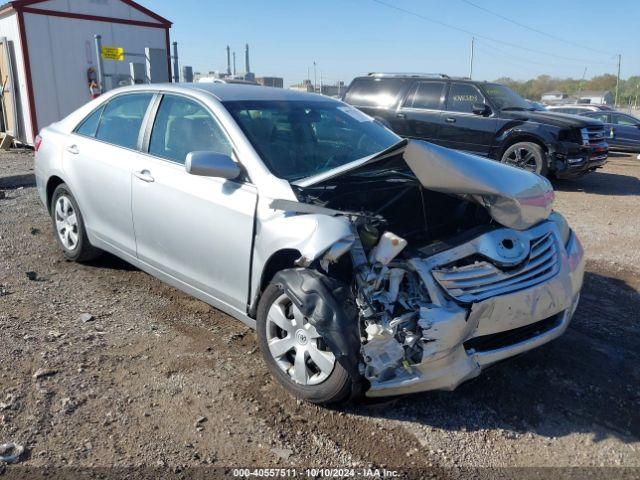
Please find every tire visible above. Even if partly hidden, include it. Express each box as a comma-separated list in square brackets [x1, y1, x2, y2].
[50, 183, 102, 262]
[257, 282, 354, 404]
[501, 141, 548, 176]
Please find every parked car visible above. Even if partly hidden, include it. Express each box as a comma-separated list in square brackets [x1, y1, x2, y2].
[35, 84, 584, 404]
[579, 111, 640, 152]
[546, 104, 613, 114]
[342, 73, 608, 178]
[525, 100, 547, 111]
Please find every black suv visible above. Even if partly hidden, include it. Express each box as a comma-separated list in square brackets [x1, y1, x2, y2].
[342, 73, 608, 178]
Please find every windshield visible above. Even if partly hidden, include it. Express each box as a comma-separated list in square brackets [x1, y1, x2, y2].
[222, 100, 401, 181]
[483, 84, 531, 111]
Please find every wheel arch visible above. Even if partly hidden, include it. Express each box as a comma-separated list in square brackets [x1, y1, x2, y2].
[498, 134, 549, 159]
[46, 175, 66, 211]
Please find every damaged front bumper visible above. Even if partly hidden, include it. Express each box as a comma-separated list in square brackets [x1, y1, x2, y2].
[552, 141, 608, 179]
[365, 221, 585, 397]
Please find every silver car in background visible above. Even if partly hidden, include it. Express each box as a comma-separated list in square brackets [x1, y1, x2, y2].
[35, 84, 585, 404]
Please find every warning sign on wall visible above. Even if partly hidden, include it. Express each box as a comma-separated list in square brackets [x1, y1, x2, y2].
[101, 46, 124, 61]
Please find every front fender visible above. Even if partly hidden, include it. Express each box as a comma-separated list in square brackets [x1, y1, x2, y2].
[250, 204, 354, 313]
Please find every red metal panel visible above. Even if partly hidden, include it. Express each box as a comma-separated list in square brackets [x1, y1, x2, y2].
[15, 8, 38, 142]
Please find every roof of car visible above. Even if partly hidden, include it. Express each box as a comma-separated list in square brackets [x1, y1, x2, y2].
[114, 83, 335, 103]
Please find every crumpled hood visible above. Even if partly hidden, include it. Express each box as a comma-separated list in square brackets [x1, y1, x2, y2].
[501, 110, 603, 129]
[403, 141, 554, 230]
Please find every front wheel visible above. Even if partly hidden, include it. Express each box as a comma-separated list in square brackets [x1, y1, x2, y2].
[257, 283, 353, 404]
[501, 142, 548, 176]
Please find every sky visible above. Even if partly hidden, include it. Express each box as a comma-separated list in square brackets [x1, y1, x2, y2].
[148, 0, 640, 87]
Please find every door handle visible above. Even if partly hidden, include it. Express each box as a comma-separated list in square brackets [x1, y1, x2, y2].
[445, 117, 456, 123]
[66, 144, 79, 154]
[396, 112, 406, 119]
[134, 170, 154, 183]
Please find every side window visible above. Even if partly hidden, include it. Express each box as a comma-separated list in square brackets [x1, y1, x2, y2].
[95, 93, 153, 149]
[446, 83, 485, 113]
[612, 114, 637, 126]
[75, 105, 105, 137]
[149, 95, 232, 164]
[411, 82, 446, 110]
[590, 113, 610, 123]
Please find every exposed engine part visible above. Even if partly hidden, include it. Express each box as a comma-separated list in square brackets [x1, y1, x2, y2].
[369, 231, 407, 265]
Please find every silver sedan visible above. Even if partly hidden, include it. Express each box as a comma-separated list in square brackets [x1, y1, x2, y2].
[35, 84, 584, 404]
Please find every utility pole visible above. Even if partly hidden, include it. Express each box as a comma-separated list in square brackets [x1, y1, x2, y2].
[469, 37, 475, 80]
[313, 61, 317, 93]
[614, 54, 621, 107]
[635, 82, 639, 110]
[320, 72, 323, 95]
[578, 67, 587, 96]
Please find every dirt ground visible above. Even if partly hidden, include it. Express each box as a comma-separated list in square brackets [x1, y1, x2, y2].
[0, 151, 639, 478]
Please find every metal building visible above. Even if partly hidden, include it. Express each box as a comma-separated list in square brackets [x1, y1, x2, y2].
[0, 0, 172, 145]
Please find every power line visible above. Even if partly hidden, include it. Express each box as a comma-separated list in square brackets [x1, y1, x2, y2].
[460, 0, 614, 56]
[370, 0, 616, 66]
[475, 39, 579, 71]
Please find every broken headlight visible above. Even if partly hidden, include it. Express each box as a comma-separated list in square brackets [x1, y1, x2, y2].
[549, 211, 571, 246]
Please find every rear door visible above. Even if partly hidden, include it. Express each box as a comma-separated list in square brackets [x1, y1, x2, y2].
[64, 93, 153, 257]
[395, 81, 446, 143]
[439, 82, 498, 155]
[130, 93, 257, 311]
[610, 113, 640, 150]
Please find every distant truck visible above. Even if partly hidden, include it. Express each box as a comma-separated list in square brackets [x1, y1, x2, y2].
[342, 73, 608, 178]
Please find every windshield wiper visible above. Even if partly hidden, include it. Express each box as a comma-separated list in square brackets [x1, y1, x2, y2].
[501, 107, 530, 111]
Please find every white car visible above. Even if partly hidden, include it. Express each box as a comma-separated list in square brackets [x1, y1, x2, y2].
[34, 84, 585, 404]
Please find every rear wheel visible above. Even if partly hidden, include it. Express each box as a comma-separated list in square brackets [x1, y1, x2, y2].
[501, 141, 548, 176]
[257, 283, 353, 404]
[50, 184, 102, 262]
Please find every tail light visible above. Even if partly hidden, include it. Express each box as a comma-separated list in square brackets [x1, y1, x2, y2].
[34, 134, 43, 152]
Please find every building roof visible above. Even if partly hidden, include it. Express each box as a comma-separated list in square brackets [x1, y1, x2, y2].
[578, 90, 613, 97]
[0, 0, 171, 26]
[541, 91, 565, 96]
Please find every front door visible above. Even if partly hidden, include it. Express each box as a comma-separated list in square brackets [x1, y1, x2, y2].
[610, 113, 640, 150]
[439, 82, 498, 155]
[131, 94, 257, 311]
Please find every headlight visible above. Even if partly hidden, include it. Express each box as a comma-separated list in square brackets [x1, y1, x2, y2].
[549, 211, 571, 245]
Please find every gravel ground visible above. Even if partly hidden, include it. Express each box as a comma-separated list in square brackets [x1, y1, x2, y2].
[0, 149, 34, 177]
[0, 151, 639, 478]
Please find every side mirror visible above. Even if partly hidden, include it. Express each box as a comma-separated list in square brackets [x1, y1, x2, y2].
[472, 103, 491, 116]
[185, 151, 240, 180]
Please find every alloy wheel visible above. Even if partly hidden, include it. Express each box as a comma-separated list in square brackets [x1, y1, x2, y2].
[265, 294, 336, 385]
[503, 146, 541, 173]
[54, 195, 79, 251]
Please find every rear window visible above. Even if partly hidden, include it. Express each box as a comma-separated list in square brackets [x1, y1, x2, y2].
[343, 77, 407, 108]
[404, 81, 446, 110]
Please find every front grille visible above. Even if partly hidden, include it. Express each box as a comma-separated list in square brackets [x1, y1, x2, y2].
[582, 126, 606, 146]
[432, 232, 560, 303]
[463, 314, 561, 352]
